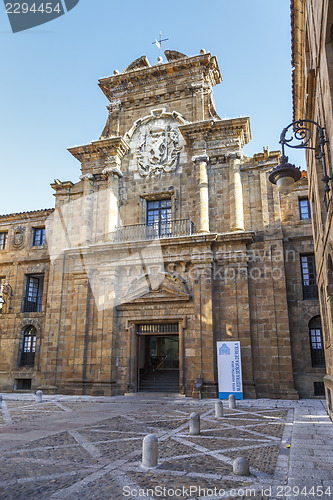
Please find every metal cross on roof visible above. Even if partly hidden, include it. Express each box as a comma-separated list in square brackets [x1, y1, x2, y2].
[152, 32, 169, 59]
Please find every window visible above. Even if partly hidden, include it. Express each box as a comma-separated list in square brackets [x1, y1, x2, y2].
[309, 316, 325, 367]
[0, 232, 7, 250]
[299, 198, 311, 220]
[23, 275, 44, 312]
[301, 254, 318, 299]
[15, 379, 32, 390]
[147, 199, 172, 237]
[32, 227, 45, 246]
[20, 326, 37, 367]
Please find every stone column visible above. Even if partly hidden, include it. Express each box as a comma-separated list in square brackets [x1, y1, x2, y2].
[229, 154, 245, 231]
[103, 161, 123, 236]
[192, 155, 210, 233]
[81, 174, 96, 245]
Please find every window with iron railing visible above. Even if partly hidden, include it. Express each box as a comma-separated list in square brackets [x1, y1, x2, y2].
[23, 275, 44, 312]
[147, 199, 172, 237]
[301, 254, 318, 300]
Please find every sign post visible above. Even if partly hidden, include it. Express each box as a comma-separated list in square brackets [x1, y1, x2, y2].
[217, 341, 243, 399]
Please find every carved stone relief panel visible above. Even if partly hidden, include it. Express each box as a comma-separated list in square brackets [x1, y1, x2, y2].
[12, 226, 26, 249]
[127, 110, 187, 179]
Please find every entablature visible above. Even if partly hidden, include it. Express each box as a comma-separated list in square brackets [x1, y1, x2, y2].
[98, 52, 222, 103]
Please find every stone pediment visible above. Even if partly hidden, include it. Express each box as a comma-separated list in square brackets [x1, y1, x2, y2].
[121, 272, 191, 304]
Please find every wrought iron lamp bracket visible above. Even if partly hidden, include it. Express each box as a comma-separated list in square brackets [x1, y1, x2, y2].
[280, 119, 332, 203]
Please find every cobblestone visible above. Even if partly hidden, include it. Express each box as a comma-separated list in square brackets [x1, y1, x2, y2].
[0, 395, 331, 499]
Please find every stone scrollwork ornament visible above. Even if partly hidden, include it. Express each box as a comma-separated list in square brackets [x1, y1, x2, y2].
[137, 123, 181, 178]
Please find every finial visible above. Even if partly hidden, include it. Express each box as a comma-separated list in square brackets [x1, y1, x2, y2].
[200, 48, 206, 54]
[157, 56, 163, 64]
[113, 69, 119, 75]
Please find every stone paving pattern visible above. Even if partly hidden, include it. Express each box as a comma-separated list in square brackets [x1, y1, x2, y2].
[0, 395, 332, 499]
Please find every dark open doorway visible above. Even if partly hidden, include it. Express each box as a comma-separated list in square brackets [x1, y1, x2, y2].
[137, 325, 179, 392]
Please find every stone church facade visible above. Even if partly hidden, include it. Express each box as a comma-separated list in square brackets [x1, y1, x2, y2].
[0, 50, 324, 398]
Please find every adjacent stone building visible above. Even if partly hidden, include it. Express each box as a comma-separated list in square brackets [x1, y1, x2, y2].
[291, 0, 333, 418]
[0, 50, 324, 398]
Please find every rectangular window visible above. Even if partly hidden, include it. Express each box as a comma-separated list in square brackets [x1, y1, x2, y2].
[301, 254, 318, 299]
[23, 275, 44, 312]
[14, 379, 32, 390]
[0, 232, 7, 250]
[299, 198, 311, 220]
[147, 199, 172, 237]
[32, 228, 45, 246]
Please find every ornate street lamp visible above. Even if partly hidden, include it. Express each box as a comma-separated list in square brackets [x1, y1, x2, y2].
[269, 120, 331, 202]
[0, 283, 13, 311]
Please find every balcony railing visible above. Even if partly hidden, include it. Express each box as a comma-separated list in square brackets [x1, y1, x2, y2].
[303, 285, 319, 300]
[23, 296, 43, 313]
[110, 219, 195, 243]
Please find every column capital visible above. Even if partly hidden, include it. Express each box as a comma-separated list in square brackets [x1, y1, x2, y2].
[225, 152, 242, 162]
[192, 154, 209, 165]
[102, 165, 123, 178]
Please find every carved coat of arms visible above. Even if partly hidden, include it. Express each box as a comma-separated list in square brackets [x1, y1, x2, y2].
[12, 226, 26, 249]
[137, 124, 181, 178]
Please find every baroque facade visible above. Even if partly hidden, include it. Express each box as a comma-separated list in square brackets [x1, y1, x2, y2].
[292, 0, 333, 418]
[0, 50, 324, 398]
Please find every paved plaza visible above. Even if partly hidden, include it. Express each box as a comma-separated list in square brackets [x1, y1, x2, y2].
[0, 394, 332, 499]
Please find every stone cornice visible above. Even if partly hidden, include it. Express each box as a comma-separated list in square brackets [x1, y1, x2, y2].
[179, 117, 251, 146]
[68, 137, 129, 163]
[0, 208, 54, 223]
[98, 53, 222, 103]
[51, 179, 74, 192]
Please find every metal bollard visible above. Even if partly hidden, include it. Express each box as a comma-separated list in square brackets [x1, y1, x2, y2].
[189, 412, 200, 435]
[35, 390, 43, 403]
[233, 457, 250, 476]
[142, 434, 158, 468]
[215, 399, 223, 418]
[229, 394, 236, 409]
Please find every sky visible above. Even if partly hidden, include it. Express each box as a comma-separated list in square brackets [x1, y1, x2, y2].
[0, 0, 305, 214]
